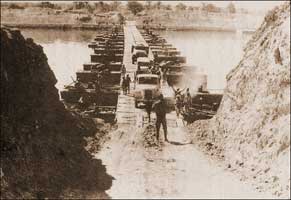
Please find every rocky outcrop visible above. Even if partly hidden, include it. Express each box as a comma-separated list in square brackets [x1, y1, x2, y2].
[0, 27, 112, 199]
[189, 3, 290, 198]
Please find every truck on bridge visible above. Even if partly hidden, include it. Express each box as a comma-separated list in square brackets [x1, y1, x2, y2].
[133, 74, 161, 108]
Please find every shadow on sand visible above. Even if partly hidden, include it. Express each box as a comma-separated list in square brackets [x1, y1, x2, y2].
[60, 158, 115, 199]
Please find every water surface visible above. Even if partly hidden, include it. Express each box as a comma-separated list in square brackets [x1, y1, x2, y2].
[22, 29, 95, 90]
[159, 30, 252, 90]
[21, 28, 252, 91]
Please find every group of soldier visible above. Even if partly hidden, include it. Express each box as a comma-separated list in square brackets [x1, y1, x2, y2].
[172, 87, 192, 117]
[143, 87, 193, 144]
[151, 87, 193, 143]
[121, 74, 131, 95]
[120, 64, 131, 95]
[144, 61, 170, 84]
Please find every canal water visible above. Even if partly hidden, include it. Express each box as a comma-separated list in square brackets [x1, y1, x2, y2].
[21, 29, 95, 90]
[21, 28, 252, 92]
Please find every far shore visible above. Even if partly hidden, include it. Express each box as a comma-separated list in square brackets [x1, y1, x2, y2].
[1, 22, 255, 33]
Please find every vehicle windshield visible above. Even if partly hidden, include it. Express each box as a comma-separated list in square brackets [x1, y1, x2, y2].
[136, 52, 147, 57]
[138, 77, 159, 85]
[138, 62, 149, 67]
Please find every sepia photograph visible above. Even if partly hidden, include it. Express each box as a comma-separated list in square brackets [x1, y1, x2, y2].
[0, 0, 290, 199]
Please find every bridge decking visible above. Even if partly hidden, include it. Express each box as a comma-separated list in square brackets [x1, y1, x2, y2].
[116, 22, 142, 125]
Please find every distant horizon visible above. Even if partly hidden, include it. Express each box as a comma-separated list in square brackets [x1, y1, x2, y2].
[162, 1, 285, 12]
[1, 1, 286, 13]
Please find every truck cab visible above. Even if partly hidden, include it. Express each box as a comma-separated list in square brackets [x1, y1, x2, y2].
[133, 74, 161, 108]
[131, 43, 149, 54]
[132, 49, 147, 64]
[134, 57, 152, 80]
[131, 43, 149, 63]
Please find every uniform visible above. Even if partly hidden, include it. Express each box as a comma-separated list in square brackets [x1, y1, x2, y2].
[152, 96, 168, 142]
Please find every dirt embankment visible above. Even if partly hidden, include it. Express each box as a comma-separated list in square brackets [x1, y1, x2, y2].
[0, 27, 113, 199]
[189, 3, 290, 198]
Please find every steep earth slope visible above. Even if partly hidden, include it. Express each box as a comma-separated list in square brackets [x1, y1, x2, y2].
[0, 27, 112, 199]
[189, 3, 290, 198]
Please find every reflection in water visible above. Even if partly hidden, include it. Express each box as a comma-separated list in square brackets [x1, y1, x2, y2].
[21, 28, 252, 92]
[159, 30, 252, 90]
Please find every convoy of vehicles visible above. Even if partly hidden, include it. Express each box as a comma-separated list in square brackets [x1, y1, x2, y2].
[61, 24, 222, 124]
[60, 27, 124, 122]
[131, 43, 161, 108]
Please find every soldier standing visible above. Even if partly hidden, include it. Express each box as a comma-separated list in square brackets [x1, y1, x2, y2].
[184, 88, 192, 112]
[125, 74, 131, 94]
[121, 77, 127, 95]
[175, 94, 183, 117]
[152, 94, 169, 142]
[121, 64, 126, 78]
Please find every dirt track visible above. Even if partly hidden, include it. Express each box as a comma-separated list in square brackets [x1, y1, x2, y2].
[94, 110, 274, 199]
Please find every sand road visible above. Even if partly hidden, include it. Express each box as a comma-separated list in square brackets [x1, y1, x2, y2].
[94, 110, 274, 199]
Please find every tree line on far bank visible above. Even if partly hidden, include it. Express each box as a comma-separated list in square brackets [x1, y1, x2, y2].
[2, 1, 242, 15]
